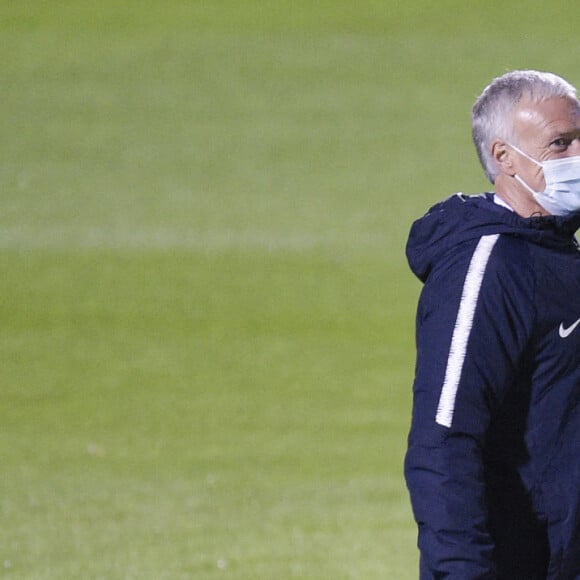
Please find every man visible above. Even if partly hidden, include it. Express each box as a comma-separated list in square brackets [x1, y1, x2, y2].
[405, 70, 580, 579]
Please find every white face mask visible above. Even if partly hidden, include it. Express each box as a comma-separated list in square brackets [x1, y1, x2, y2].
[509, 143, 580, 216]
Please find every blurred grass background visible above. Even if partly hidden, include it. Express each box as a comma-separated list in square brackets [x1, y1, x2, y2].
[1, 1, 577, 578]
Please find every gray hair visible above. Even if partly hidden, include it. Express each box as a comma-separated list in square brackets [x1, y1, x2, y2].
[471, 70, 577, 183]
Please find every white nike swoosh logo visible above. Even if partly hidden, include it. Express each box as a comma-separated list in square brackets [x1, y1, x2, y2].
[559, 318, 580, 338]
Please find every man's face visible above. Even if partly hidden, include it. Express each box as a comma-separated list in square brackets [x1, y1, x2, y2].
[511, 96, 580, 193]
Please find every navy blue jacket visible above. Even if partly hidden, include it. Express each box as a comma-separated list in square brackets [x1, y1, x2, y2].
[405, 193, 580, 579]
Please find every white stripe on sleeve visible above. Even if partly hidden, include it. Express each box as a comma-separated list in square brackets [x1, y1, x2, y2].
[435, 234, 500, 428]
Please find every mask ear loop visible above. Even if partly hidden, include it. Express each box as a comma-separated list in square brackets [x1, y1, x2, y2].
[507, 143, 543, 195]
[513, 174, 540, 195]
[507, 142, 543, 165]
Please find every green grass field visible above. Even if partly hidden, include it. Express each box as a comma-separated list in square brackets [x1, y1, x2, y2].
[1, 1, 578, 578]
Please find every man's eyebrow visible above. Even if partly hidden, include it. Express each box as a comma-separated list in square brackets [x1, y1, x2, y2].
[547, 129, 580, 141]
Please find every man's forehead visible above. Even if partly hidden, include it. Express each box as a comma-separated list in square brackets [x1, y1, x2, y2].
[514, 96, 580, 137]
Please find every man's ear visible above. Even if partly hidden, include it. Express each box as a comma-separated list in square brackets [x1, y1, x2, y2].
[491, 140, 515, 176]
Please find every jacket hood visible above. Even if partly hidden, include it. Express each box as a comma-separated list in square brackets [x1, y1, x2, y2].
[407, 193, 580, 282]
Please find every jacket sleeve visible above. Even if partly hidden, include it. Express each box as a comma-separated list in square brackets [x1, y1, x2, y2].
[405, 235, 535, 578]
